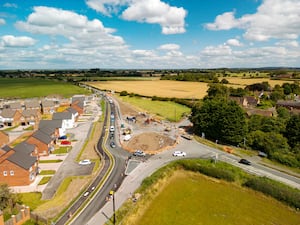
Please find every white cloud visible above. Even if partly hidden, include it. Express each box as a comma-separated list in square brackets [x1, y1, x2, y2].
[276, 40, 299, 47]
[86, 0, 187, 34]
[226, 39, 243, 47]
[1, 35, 36, 47]
[0, 18, 5, 25]
[201, 45, 232, 56]
[132, 49, 156, 57]
[205, 0, 300, 41]
[3, 3, 18, 8]
[158, 43, 180, 51]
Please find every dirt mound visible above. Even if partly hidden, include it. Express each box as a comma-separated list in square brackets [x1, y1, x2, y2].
[124, 132, 176, 154]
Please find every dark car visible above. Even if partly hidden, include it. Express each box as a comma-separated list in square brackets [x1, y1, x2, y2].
[133, 150, 146, 157]
[239, 158, 251, 165]
[110, 141, 116, 148]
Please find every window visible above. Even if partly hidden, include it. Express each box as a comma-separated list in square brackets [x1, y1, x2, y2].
[10, 170, 14, 176]
[3, 171, 7, 176]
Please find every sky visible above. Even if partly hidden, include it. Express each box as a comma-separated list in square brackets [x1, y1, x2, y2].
[0, 0, 300, 69]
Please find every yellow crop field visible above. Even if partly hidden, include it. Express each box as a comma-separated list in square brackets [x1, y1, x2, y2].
[225, 77, 294, 87]
[89, 80, 209, 99]
[88, 78, 295, 99]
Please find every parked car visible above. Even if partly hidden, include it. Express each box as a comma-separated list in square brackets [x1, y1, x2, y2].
[61, 140, 71, 145]
[110, 141, 116, 148]
[258, 151, 268, 158]
[58, 135, 67, 140]
[133, 150, 146, 157]
[79, 159, 91, 165]
[239, 158, 251, 165]
[172, 151, 187, 157]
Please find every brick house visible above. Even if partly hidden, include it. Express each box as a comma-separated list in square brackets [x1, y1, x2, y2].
[0, 131, 9, 148]
[24, 100, 41, 111]
[0, 109, 23, 126]
[38, 119, 65, 137]
[20, 109, 41, 127]
[41, 100, 56, 114]
[71, 100, 84, 115]
[0, 145, 38, 186]
[26, 130, 54, 156]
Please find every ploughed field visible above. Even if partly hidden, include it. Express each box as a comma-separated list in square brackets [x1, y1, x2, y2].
[124, 171, 300, 225]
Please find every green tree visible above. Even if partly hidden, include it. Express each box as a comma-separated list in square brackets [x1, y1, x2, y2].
[246, 131, 290, 155]
[0, 184, 18, 211]
[285, 115, 300, 149]
[191, 99, 247, 145]
[205, 83, 229, 100]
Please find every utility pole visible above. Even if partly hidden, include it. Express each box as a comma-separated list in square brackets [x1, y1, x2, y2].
[110, 190, 116, 225]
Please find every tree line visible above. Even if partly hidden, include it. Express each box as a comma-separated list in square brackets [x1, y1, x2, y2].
[190, 83, 300, 167]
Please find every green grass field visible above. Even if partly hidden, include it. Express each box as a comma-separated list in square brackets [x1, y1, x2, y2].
[0, 78, 89, 98]
[133, 171, 300, 225]
[118, 95, 191, 122]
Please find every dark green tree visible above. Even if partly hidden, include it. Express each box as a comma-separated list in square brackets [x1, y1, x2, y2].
[285, 115, 300, 149]
[191, 99, 247, 145]
[205, 83, 229, 100]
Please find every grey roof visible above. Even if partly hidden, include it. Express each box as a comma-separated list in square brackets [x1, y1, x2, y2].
[39, 126, 56, 136]
[72, 101, 84, 109]
[14, 142, 35, 155]
[2, 145, 12, 152]
[8, 102, 22, 110]
[41, 100, 55, 107]
[1, 109, 16, 118]
[22, 109, 39, 118]
[25, 100, 40, 109]
[277, 100, 300, 108]
[72, 96, 85, 103]
[32, 130, 52, 144]
[52, 112, 72, 120]
[8, 151, 37, 170]
[66, 107, 78, 114]
[39, 119, 62, 129]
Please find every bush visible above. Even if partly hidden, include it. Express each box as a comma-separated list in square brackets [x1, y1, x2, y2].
[174, 159, 238, 182]
[120, 91, 128, 96]
[270, 152, 300, 168]
[244, 176, 300, 209]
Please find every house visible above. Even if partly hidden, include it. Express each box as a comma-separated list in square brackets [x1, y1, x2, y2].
[41, 100, 56, 114]
[66, 107, 79, 121]
[0, 109, 23, 126]
[276, 100, 300, 110]
[20, 109, 41, 127]
[26, 130, 54, 156]
[0, 130, 9, 147]
[52, 112, 75, 129]
[24, 100, 41, 110]
[14, 142, 37, 156]
[229, 96, 259, 108]
[38, 119, 66, 137]
[6, 102, 23, 110]
[0, 145, 38, 186]
[246, 108, 274, 117]
[71, 95, 85, 115]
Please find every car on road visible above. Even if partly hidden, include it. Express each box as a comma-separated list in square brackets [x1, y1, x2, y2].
[79, 159, 91, 165]
[110, 141, 116, 148]
[239, 158, 251, 165]
[110, 126, 115, 132]
[133, 150, 146, 157]
[83, 191, 90, 197]
[172, 151, 187, 157]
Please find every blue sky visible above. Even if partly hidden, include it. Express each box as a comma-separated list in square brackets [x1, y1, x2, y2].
[0, 0, 299, 69]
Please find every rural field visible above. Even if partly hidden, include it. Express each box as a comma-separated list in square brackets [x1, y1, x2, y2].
[124, 171, 300, 225]
[0, 78, 89, 98]
[117, 95, 191, 122]
[89, 78, 294, 99]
